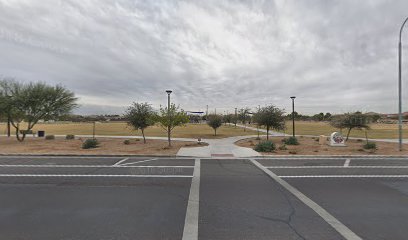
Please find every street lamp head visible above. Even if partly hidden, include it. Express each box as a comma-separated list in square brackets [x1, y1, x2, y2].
[165, 90, 172, 95]
[290, 96, 296, 99]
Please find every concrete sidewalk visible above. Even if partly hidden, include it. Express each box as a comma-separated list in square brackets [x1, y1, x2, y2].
[176, 135, 261, 158]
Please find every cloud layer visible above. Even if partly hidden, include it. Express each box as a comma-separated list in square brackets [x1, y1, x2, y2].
[1, 0, 408, 115]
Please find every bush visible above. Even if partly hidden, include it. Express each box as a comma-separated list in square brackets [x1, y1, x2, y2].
[82, 139, 99, 149]
[254, 141, 275, 152]
[282, 137, 299, 145]
[124, 139, 131, 145]
[66, 134, 75, 140]
[278, 144, 287, 150]
[363, 142, 376, 150]
[45, 135, 55, 140]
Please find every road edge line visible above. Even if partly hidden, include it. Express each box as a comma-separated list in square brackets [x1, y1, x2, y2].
[250, 159, 362, 240]
[182, 158, 200, 240]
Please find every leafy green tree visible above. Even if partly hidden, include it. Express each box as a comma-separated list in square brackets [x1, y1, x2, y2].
[253, 105, 286, 140]
[125, 102, 156, 143]
[207, 114, 222, 136]
[0, 80, 77, 142]
[330, 112, 371, 141]
[324, 112, 332, 121]
[238, 107, 251, 131]
[154, 103, 189, 147]
[312, 112, 325, 121]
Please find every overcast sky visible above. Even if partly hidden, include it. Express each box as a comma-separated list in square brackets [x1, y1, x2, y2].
[1, 0, 408, 115]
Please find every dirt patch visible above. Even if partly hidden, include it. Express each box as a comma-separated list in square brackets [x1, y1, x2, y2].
[0, 137, 207, 155]
[235, 136, 408, 155]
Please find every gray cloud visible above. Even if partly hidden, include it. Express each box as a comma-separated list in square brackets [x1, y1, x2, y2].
[0, 0, 408, 115]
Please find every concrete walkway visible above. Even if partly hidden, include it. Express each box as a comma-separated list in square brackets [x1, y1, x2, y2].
[176, 135, 261, 158]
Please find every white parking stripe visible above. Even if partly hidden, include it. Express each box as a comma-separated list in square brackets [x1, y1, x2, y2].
[344, 159, 351, 167]
[266, 166, 408, 169]
[113, 158, 129, 166]
[182, 159, 200, 240]
[280, 175, 408, 178]
[0, 165, 193, 168]
[250, 159, 362, 240]
[120, 158, 159, 166]
[0, 174, 192, 178]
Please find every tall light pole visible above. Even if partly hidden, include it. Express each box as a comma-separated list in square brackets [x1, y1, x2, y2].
[398, 17, 408, 151]
[166, 90, 172, 147]
[234, 108, 237, 127]
[6, 94, 11, 137]
[290, 96, 296, 138]
[92, 121, 96, 139]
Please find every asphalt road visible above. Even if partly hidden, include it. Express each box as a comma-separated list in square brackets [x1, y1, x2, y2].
[0, 156, 407, 240]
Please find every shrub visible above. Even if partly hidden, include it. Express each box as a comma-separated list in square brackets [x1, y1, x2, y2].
[282, 137, 299, 145]
[82, 139, 99, 149]
[363, 142, 376, 150]
[289, 150, 297, 154]
[356, 139, 363, 142]
[278, 144, 287, 150]
[66, 134, 75, 140]
[254, 141, 275, 152]
[124, 139, 131, 145]
[45, 135, 55, 140]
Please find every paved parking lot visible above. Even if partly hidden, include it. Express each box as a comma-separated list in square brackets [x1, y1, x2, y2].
[0, 156, 407, 240]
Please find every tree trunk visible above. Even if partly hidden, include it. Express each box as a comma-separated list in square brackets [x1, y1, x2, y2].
[16, 130, 26, 142]
[141, 128, 146, 144]
[266, 127, 269, 140]
[214, 128, 217, 136]
[346, 127, 352, 141]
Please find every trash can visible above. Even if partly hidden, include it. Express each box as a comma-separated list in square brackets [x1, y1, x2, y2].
[38, 131, 45, 137]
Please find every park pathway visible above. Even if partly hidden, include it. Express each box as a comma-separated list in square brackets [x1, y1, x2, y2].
[177, 126, 285, 158]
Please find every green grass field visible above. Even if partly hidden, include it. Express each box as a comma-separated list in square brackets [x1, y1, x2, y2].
[0, 122, 258, 139]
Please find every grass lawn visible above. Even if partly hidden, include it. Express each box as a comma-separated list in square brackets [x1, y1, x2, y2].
[252, 121, 408, 139]
[0, 122, 258, 139]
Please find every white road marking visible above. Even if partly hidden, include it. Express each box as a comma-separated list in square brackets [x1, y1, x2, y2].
[344, 159, 351, 167]
[250, 159, 362, 240]
[182, 159, 200, 240]
[0, 156, 121, 159]
[120, 158, 159, 166]
[280, 175, 408, 178]
[0, 174, 192, 178]
[0, 165, 193, 168]
[266, 166, 408, 169]
[113, 158, 129, 166]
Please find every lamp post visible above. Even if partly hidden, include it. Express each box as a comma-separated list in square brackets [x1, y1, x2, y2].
[166, 90, 172, 147]
[257, 105, 261, 139]
[234, 107, 237, 127]
[290, 96, 296, 138]
[398, 17, 408, 151]
[6, 95, 11, 137]
[92, 121, 96, 139]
